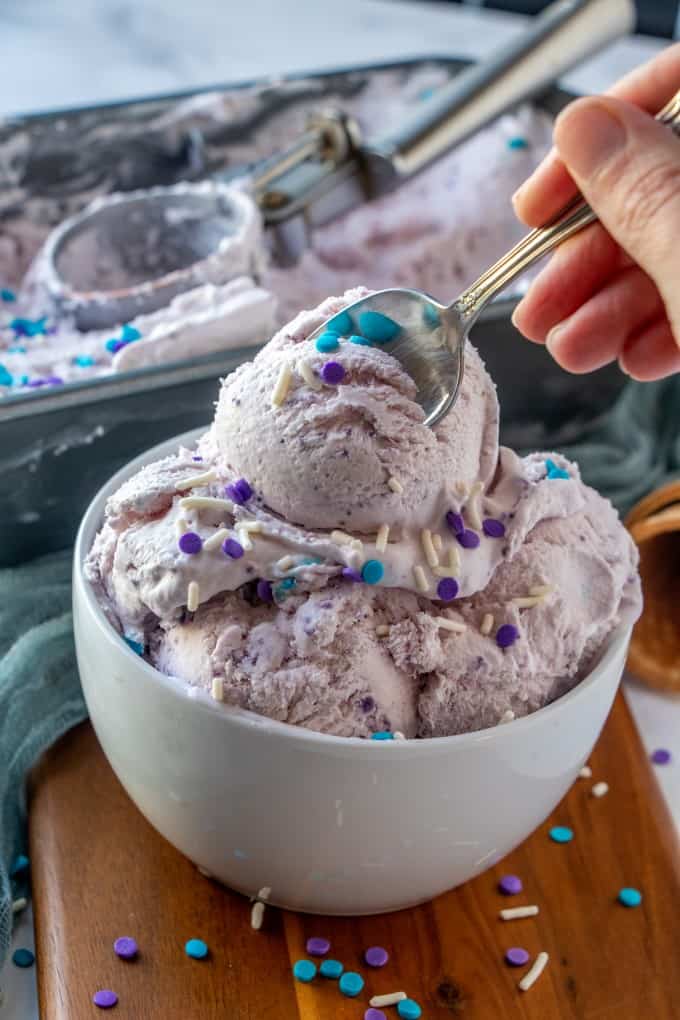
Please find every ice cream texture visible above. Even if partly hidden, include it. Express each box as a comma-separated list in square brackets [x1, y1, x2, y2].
[86, 289, 641, 737]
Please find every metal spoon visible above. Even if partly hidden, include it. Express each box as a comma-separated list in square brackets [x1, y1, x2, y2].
[310, 88, 680, 428]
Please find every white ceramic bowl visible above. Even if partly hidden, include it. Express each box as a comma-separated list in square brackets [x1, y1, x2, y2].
[73, 430, 631, 916]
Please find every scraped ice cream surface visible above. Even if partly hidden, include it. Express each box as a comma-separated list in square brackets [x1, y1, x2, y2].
[86, 290, 642, 738]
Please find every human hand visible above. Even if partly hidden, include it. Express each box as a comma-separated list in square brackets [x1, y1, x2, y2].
[511, 44, 680, 381]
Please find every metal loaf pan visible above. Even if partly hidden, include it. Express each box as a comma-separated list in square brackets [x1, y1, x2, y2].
[0, 59, 625, 566]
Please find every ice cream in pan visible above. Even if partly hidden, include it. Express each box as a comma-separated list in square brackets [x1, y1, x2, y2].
[86, 289, 641, 738]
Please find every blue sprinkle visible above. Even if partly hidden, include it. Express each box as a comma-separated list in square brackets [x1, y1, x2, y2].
[507, 136, 529, 150]
[123, 636, 144, 656]
[361, 559, 384, 585]
[10, 854, 29, 877]
[1, 288, 16, 302]
[618, 887, 642, 908]
[8, 346, 26, 354]
[549, 825, 573, 844]
[120, 323, 142, 342]
[398, 999, 422, 1019]
[0, 364, 13, 386]
[423, 303, 440, 327]
[275, 577, 297, 600]
[293, 959, 317, 983]
[371, 731, 394, 741]
[185, 938, 209, 959]
[545, 458, 570, 480]
[105, 337, 122, 354]
[358, 310, 401, 343]
[19, 375, 29, 386]
[300, 556, 322, 565]
[418, 86, 436, 101]
[12, 948, 35, 968]
[315, 331, 340, 353]
[338, 971, 364, 997]
[320, 959, 344, 979]
[73, 354, 96, 367]
[349, 334, 372, 346]
[327, 310, 353, 335]
[10, 316, 47, 337]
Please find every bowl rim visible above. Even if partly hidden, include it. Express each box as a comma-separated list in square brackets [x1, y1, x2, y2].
[74, 427, 631, 754]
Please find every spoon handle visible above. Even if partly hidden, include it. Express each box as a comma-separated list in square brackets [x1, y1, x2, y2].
[451, 88, 680, 326]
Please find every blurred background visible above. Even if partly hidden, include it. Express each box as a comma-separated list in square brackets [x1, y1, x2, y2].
[454, 0, 679, 37]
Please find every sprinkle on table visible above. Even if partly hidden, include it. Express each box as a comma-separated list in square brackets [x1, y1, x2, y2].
[93, 989, 118, 1009]
[397, 999, 422, 1019]
[315, 332, 339, 353]
[321, 360, 345, 385]
[651, 748, 672, 765]
[185, 938, 209, 959]
[482, 518, 506, 538]
[225, 478, 252, 504]
[579, 765, 592, 778]
[306, 936, 331, 956]
[518, 951, 549, 992]
[500, 905, 539, 920]
[113, 936, 138, 960]
[362, 559, 384, 584]
[505, 947, 530, 967]
[436, 577, 459, 601]
[358, 309, 402, 343]
[498, 874, 523, 895]
[496, 624, 519, 649]
[591, 781, 609, 798]
[250, 901, 266, 930]
[10, 854, 29, 877]
[293, 959, 317, 983]
[12, 948, 35, 968]
[222, 537, 244, 559]
[545, 458, 570, 480]
[365, 1010, 388, 1020]
[178, 531, 203, 555]
[549, 825, 573, 844]
[327, 309, 353, 335]
[370, 992, 407, 1008]
[618, 887, 642, 907]
[12, 897, 27, 914]
[320, 959, 344, 978]
[364, 945, 389, 967]
[339, 971, 365, 997]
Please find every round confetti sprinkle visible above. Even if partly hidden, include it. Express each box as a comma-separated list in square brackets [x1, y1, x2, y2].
[73, 354, 95, 367]
[496, 624, 519, 649]
[445, 510, 464, 535]
[121, 324, 142, 342]
[549, 826, 573, 844]
[222, 537, 244, 559]
[437, 577, 459, 601]
[225, 478, 252, 504]
[456, 529, 480, 549]
[12, 948, 34, 968]
[349, 333, 372, 346]
[320, 959, 344, 979]
[371, 731, 394, 741]
[364, 945, 389, 967]
[505, 947, 530, 967]
[321, 360, 345, 384]
[482, 518, 506, 538]
[257, 579, 273, 603]
[342, 567, 363, 582]
[339, 971, 364, 997]
[10, 854, 29, 877]
[293, 959, 317, 983]
[328, 310, 353, 335]
[93, 989, 118, 1009]
[315, 332, 340, 353]
[397, 999, 422, 1019]
[618, 887, 642, 907]
[366, 1011, 387, 1020]
[362, 559, 384, 585]
[306, 936, 331, 956]
[178, 531, 203, 555]
[651, 748, 672, 765]
[113, 936, 138, 960]
[498, 874, 523, 896]
[507, 136, 529, 149]
[358, 309, 401, 343]
[185, 938, 209, 959]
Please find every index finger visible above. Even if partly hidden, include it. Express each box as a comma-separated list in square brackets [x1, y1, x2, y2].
[512, 42, 680, 227]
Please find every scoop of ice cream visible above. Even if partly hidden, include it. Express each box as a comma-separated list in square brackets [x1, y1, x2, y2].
[210, 288, 500, 534]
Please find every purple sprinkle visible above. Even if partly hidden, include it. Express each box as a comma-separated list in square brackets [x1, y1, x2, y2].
[226, 477, 253, 505]
[178, 531, 203, 555]
[498, 874, 523, 895]
[364, 945, 389, 968]
[93, 990, 118, 1009]
[437, 577, 459, 601]
[321, 360, 345, 385]
[505, 947, 530, 967]
[496, 624, 519, 649]
[222, 537, 244, 559]
[113, 936, 138, 960]
[27, 378, 47, 388]
[365, 1010, 387, 1020]
[257, 579, 273, 603]
[342, 567, 363, 582]
[482, 518, 506, 538]
[306, 936, 331, 956]
[651, 748, 672, 765]
[445, 510, 464, 535]
[192, 455, 203, 462]
[457, 529, 480, 549]
[45, 375, 64, 385]
[360, 695, 375, 713]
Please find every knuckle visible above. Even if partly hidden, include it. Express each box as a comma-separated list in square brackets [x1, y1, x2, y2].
[614, 158, 680, 239]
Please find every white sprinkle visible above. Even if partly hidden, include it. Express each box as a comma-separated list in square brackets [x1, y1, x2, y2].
[197, 866, 212, 878]
[433, 565, 457, 578]
[179, 496, 234, 513]
[271, 362, 293, 406]
[237, 528, 254, 552]
[211, 676, 224, 702]
[500, 709, 515, 724]
[276, 555, 295, 572]
[480, 612, 494, 635]
[579, 765, 592, 779]
[591, 781, 609, 798]
[370, 992, 407, 1008]
[298, 358, 322, 390]
[512, 595, 544, 609]
[500, 905, 539, 920]
[251, 901, 266, 930]
[331, 529, 353, 545]
[239, 520, 263, 534]
[421, 528, 439, 568]
[375, 624, 390, 637]
[12, 897, 27, 914]
[519, 951, 549, 992]
[432, 532, 443, 554]
[387, 476, 403, 494]
[393, 731, 406, 741]
[454, 481, 468, 498]
[350, 537, 365, 555]
[204, 527, 230, 551]
[447, 544, 461, 573]
[187, 581, 200, 612]
[466, 481, 483, 530]
[434, 616, 466, 633]
[175, 469, 217, 492]
[375, 523, 390, 553]
[413, 564, 429, 593]
[529, 583, 554, 596]
[176, 517, 190, 536]
[258, 886, 271, 901]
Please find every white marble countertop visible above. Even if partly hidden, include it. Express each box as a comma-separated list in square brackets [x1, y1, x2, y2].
[0, 2, 678, 1016]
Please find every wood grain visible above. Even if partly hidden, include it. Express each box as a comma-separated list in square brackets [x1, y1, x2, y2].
[29, 693, 680, 1019]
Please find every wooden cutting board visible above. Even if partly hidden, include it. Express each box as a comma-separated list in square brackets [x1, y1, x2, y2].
[29, 693, 680, 1019]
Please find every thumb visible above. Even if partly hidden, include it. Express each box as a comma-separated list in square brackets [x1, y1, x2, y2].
[554, 95, 680, 337]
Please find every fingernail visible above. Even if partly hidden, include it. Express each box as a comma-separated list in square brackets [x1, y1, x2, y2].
[554, 100, 626, 178]
[511, 301, 524, 329]
[545, 322, 565, 356]
[511, 184, 525, 211]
